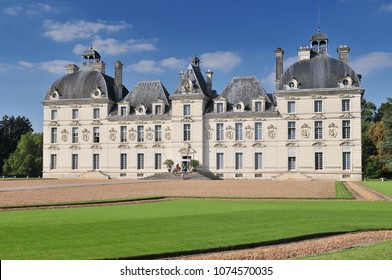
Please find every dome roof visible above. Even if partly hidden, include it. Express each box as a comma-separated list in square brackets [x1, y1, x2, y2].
[44, 70, 127, 101]
[277, 54, 361, 90]
[311, 31, 328, 42]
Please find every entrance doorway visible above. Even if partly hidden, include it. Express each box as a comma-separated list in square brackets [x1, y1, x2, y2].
[182, 156, 191, 169]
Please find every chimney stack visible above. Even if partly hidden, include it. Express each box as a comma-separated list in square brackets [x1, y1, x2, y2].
[206, 69, 213, 96]
[337, 45, 350, 64]
[114, 61, 123, 100]
[275, 48, 284, 90]
[66, 64, 79, 74]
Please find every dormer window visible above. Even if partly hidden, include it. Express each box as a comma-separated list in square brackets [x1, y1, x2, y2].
[234, 102, 244, 112]
[214, 99, 227, 113]
[252, 98, 265, 112]
[50, 90, 60, 100]
[155, 105, 162, 115]
[120, 106, 127, 116]
[136, 105, 146, 116]
[217, 103, 223, 113]
[152, 100, 165, 115]
[339, 76, 353, 88]
[285, 79, 299, 90]
[92, 88, 102, 99]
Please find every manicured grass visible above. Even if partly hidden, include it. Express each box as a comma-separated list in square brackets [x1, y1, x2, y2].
[362, 181, 392, 198]
[302, 239, 392, 260]
[1, 200, 392, 259]
[335, 181, 355, 199]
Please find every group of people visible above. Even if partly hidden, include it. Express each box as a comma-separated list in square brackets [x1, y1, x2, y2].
[171, 162, 189, 180]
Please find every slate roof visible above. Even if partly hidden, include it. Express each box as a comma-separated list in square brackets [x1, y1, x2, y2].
[277, 54, 361, 90]
[44, 70, 127, 101]
[172, 63, 209, 97]
[124, 80, 170, 113]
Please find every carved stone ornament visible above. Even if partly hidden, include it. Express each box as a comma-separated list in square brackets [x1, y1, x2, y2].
[267, 124, 276, 139]
[109, 128, 117, 142]
[165, 132, 172, 140]
[245, 130, 253, 139]
[301, 123, 310, 139]
[82, 129, 90, 142]
[146, 133, 153, 141]
[129, 132, 136, 141]
[61, 129, 69, 142]
[329, 129, 337, 138]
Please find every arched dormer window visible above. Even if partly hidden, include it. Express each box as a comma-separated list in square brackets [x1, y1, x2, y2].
[50, 89, 60, 100]
[339, 76, 353, 88]
[136, 105, 146, 116]
[234, 102, 244, 112]
[285, 79, 299, 90]
[91, 88, 102, 99]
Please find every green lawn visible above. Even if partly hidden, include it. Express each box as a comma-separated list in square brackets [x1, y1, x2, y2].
[362, 181, 392, 198]
[1, 200, 392, 259]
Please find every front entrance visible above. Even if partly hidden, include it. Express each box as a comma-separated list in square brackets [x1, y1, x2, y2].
[182, 156, 191, 169]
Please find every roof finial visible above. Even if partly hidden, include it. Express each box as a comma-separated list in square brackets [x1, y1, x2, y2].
[317, 0, 321, 32]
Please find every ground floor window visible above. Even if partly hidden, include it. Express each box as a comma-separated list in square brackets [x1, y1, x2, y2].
[72, 154, 78, 170]
[288, 157, 296, 171]
[137, 153, 144, 169]
[154, 153, 161, 170]
[235, 152, 243, 170]
[93, 154, 100, 170]
[120, 153, 127, 170]
[342, 151, 351, 170]
[255, 152, 262, 170]
[50, 154, 57, 170]
[315, 152, 323, 170]
[216, 153, 224, 170]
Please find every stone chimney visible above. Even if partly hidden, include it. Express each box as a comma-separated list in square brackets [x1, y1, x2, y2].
[337, 45, 350, 64]
[206, 69, 213, 96]
[66, 64, 79, 74]
[275, 48, 284, 90]
[298, 46, 311, 61]
[114, 61, 123, 100]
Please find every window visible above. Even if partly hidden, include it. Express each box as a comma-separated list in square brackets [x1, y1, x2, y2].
[72, 109, 78, 120]
[314, 121, 323, 140]
[72, 127, 79, 143]
[93, 154, 100, 170]
[138, 107, 144, 114]
[51, 110, 57, 120]
[50, 154, 57, 170]
[93, 127, 100, 143]
[120, 126, 127, 142]
[255, 152, 262, 170]
[343, 151, 351, 170]
[342, 120, 351, 139]
[255, 122, 262, 140]
[120, 153, 127, 170]
[155, 105, 162, 115]
[137, 126, 144, 142]
[155, 125, 162, 142]
[216, 123, 224, 141]
[183, 124, 191, 141]
[342, 99, 350, 112]
[120, 106, 127, 116]
[315, 152, 323, 170]
[216, 153, 224, 170]
[217, 103, 223, 113]
[288, 157, 296, 171]
[51, 128, 57, 144]
[93, 108, 100, 119]
[235, 123, 243, 141]
[314, 100, 323, 113]
[287, 101, 295, 113]
[154, 153, 162, 169]
[183, 104, 191, 116]
[255, 101, 262, 112]
[72, 154, 78, 170]
[137, 153, 144, 169]
[288, 121, 296, 140]
[235, 152, 243, 170]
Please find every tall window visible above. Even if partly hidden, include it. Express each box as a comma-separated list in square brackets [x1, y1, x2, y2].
[72, 154, 78, 170]
[287, 101, 295, 113]
[93, 127, 100, 143]
[315, 152, 323, 170]
[154, 153, 162, 169]
[72, 127, 79, 143]
[288, 121, 296, 140]
[155, 125, 162, 142]
[235, 152, 243, 170]
[120, 126, 127, 142]
[216, 123, 224, 141]
[255, 101, 262, 112]
[50, 154, 57, 169]
[155, 105, 162, 115]
[217, 103, 223, 113]
[288, 157, 296, 171]
[342, 151, 351, 170]
[183, 104, 191, 116]
[255, 152, 262, 170]
[93, 108, 100, 119]
[255, 122, 262, 140]
[93, 154, 100, 170]
[137, 153, 144, 169]
[342, 99, 350, 112]
[314, 121, 323, 140]
[137, 126, 144, 142]
[183, 124, 191, 141]
[72, 109, 78, 120]
[235, 123, 243, 141]
[314, 100, 323, 113]
[120, 106, 127, 116]
[120, 153, 127, 170]
[51, 128, 57, 144]
[51, 110, 57, 120]
[216, 153, 224, 170]
[342, 120, 351, 139]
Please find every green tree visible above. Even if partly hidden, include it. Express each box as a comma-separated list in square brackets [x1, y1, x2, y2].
[380, 98, 392, 172]
[2, 133, 43, 177]
[0, 115, 33, 172]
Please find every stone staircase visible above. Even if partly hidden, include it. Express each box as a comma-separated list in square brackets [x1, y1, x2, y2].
[272, 171, 313, 181]
[142, 170, 221, 180]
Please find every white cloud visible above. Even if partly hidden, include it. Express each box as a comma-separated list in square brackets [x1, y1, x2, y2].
[3, 6, 22, 16]
[160, 57, 187, 69]
[127, 60, 164, 74]
[381, 4, 392, 12]
[3, 3, 58, 16]
[18, 61, 35, 69]
[199, 51, 242, 73]
[18, 59, 76, 74]
[43, 19, 131, 42]
[350, 52, 392, 75]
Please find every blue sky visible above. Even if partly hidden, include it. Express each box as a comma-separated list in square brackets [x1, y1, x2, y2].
[1, 0, 391, 132]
